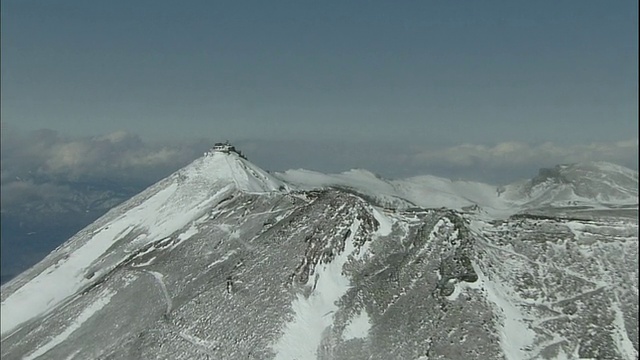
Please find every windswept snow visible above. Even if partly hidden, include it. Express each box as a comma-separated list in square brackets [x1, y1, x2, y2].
[131, 256, 157, 268]
[146, 271, 172, 315]
[277, 168, 513, 215]
[278, 162, 638, 215]
[0, 152, 285, 336]
[23, 289, 115, 360]
[0, 181, 229, 335]
[215, 152, 286, 193]
[371, 206, 393, 236]
[272, 219, 361, 359]
[611, 300, 638, 359]
[501, 161, 638, 208]
[467, 263, 536, 360]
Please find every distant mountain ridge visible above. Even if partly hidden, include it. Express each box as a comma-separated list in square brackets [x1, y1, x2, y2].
[501, 161, 638, 209]
[1, 148, 638, 359]
[278, 161, 638, 216]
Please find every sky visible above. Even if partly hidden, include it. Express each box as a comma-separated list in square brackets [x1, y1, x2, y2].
[1, 0, 638, 183]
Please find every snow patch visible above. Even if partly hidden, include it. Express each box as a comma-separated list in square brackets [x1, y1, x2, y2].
[445, 281, 464, 301]
[343, 309, 371, 340]
[276, 168, 514, 216]
[272, 219, 361, 360]
[206, 251, 238, 269]
[23, 289, 115, 360]
[147, 271, 172, 315]
[371, 206, 393, 236]
[1, 159, 240, 335]
[466, 263, 536, 360]
[131, 257, 157, 268]
[611, 299, 638, 359]
[565, 221, 586, 241]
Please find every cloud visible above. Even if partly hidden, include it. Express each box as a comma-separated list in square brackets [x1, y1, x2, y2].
[1, 127, 211, 185]
[2, 124, 637, 210]
[0, 180, 76, 212]
[236, 138, 638, 183]
[0, 126, 211, 210]
[409, 139, 638, 182]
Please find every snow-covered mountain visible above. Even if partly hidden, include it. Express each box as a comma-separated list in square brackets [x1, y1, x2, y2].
[1, 147, 638, 359]
[501, 162, 638, 209]
[278, 161, 638, 217]
[277, 168, 506, 213]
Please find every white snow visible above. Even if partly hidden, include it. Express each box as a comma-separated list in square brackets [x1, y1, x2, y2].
[63, 350, 81, 360]
[371, 206, 393, 236]
[146, 271, 172, 314]
[1, 183, 180, 335]
[565, 221, 586, 241]
[279, 162, 638, 217]
[466, 263, 536, 360]
[272, 219, 361, 360]
[131, 256, 157, 268]
[1, 152, 284, 336]
[276, 169, 391, 195]
[4, 148, 636, 359]
[611, 299, 638, 359]
[445, 281, 464, 301]
[178, 224, 199, 241]
[343, 309, 371, 340]
[130, 244, 157, 260]
[501, 162, 638, 208]
[23, 289, 115, 360]
[206, 250, 238, 269]
[211, 152, 285, 193]
[276, 168, 514, 216]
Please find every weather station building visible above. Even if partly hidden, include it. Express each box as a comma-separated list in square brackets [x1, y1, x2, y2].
[212, 141, 236, 153]
[207, 141, 247, 159]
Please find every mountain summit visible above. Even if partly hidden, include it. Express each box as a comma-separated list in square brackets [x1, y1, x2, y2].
[502, 161, 638, 209]
[1, 146, 285, 336]
[1, 148, 638, 359]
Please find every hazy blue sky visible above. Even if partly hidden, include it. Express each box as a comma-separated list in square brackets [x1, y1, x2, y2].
[1, 0, 638, 180]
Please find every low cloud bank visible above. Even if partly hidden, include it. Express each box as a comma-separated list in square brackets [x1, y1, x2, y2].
[239, 138, 638, 183]
[408, 139, 638, 183]
[412, 139, 638, 169]
[1, 126, 210, 210]
[2, 124, 636, 212]
[1, 127, 210, 184]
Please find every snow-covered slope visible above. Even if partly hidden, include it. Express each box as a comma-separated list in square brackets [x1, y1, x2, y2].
[1, 152, 638, 360]
[502, 161, 638, 208]
[0, 150, 285, 336]
[277, 168, 510, 215]
[279, 161, 638, 215]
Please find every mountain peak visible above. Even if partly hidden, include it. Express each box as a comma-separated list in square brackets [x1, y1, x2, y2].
[531, 161, 638, 186]
[1, 154, 638, 359]
[507, 161, 638, 207]
[193, 143, 286, 194]
[547, 161, 636, 175]
[0, 144, 288, 336]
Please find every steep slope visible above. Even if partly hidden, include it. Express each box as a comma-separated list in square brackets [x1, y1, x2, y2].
[1, 179, 139, 285]
[1, 154, 638, 360]
[0, 149, 285, 336]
